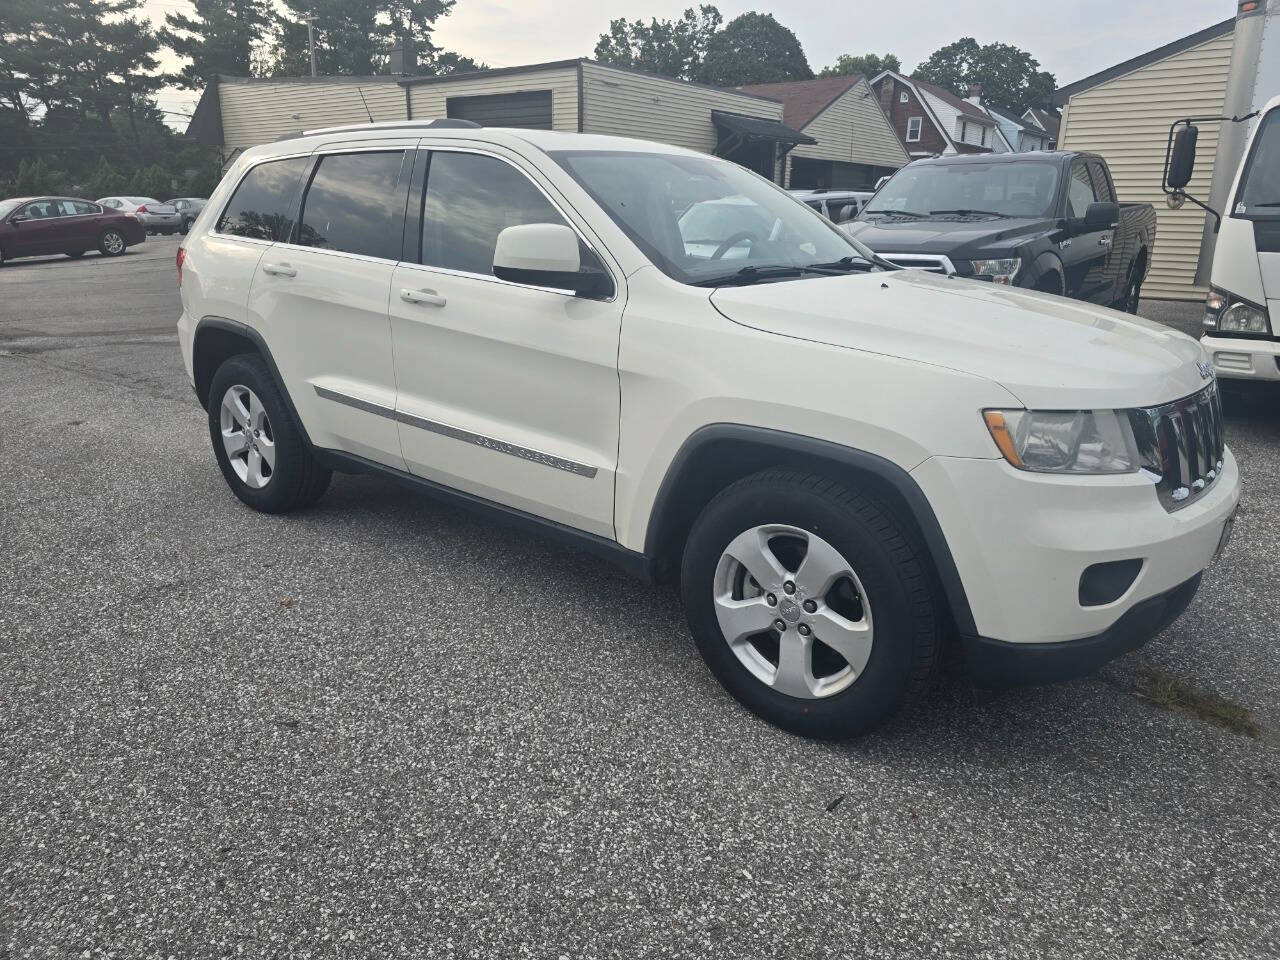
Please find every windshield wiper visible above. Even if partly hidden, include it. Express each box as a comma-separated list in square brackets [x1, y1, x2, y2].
[806, 256, 876, 272]
[929, 208, 1004, 217]
[865, 209, 928, 219]
[691, 263, 852, 287]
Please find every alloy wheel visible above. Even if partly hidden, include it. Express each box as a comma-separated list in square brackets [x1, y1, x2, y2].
[103, 232, 124, 254]
[219, 384, 276, 489]
[712, 524, 873, 699]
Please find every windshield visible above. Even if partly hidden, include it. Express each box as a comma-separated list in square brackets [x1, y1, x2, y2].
[1237, 108, 1280, 215]
[865, 161, 1060, 219]
[550, 150, 880, 285]
[0, 199, 23, 219]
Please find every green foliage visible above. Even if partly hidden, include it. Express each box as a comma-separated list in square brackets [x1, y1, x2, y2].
[819, 53, 900, 79]
[267, 0, 477, 78]
[912, 38, 1056, 113]
[132, 164, 176, 200]
[158, 0, 273, 90]
[697, 12, 812, 86]
[594, 5, 722, 81]
[16, 157, 53, 194]
[85, 157, 126, 198]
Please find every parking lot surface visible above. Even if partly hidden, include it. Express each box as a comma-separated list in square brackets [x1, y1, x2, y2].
[2, 238, 1278, 959]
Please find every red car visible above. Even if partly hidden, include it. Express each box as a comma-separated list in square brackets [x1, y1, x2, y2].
[0, 196, 147, 265]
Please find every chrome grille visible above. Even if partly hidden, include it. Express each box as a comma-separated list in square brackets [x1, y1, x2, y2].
[878, 253, 955, 275]
[1128, 382, 1226, 512]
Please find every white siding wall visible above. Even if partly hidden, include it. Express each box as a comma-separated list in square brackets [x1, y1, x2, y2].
[580, 62, 782, 153]
[217, 81, 406, 151]
[787, 77, 910, 169]
[407, 66, 580, 131]
[919, 89, 960, 152]
[1059, 29, 1234, 300]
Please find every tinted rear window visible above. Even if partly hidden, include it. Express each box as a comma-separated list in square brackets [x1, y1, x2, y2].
[216, 157, 308, 241]
[297, 151, 407, 259]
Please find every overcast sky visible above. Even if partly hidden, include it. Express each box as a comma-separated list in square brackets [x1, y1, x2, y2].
[147, 0, 1236, 126]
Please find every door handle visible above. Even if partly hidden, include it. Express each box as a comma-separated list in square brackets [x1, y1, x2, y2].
[400, 288, 447, 307]
[1098, 235, 1112, 247]
[262, 262, 296, 277]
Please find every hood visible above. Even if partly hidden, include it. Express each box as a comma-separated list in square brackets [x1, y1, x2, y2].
[845, 216, 1052, 257]
[710, 269, 1210, 410]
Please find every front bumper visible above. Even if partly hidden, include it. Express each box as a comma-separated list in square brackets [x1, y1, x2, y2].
[1202, 334, 1280, 381]
[911, 448, 1240, 664]
[964, 573, 1201, 687]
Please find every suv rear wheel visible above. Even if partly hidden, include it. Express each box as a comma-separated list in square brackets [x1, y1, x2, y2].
[681, 469, 941, 738]
[207, 354, 331, 513]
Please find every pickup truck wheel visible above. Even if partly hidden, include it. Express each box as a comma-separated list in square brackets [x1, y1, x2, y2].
[681, 469, 940, 739]
[207, 354, 332, 513]
[1034, 272, 1064, 297]
[1122, 261, 1144, 314]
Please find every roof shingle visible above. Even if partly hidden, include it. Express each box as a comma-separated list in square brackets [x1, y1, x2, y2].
[735, 75, 865, 131]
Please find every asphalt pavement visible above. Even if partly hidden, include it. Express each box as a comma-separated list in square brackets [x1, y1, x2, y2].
[2, 237, 1278, 959]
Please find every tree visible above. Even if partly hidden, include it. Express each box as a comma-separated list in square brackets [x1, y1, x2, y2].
[912, 38, 1055, 113]
[269, 0, 476, 78]
[159, 0, 273, 90]
[594, 5, 722, 81]
[85, 156, 126, 197]
[819, 53, 900, 79]
[697, 12, 811, 86]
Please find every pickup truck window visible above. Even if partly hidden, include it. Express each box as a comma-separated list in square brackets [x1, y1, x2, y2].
[1086, 161, 1115, 204]
[865, 161, 1060, 220]
[552, 150, 875, 286]
[1065, 161, 1098, 218]
[1237, 109, 1280, 216]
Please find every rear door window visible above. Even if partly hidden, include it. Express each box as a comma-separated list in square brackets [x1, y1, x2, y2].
[296, 151, 408, 260]
[216, 156, 309, 241]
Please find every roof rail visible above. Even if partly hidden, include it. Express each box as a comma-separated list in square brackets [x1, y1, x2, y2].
[271, 117, 483, 143]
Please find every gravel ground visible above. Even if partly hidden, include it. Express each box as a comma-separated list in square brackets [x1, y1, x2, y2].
[2, 237, 1278, 959]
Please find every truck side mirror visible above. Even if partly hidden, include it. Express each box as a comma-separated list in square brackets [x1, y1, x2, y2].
[1167, 125, 1198, 190]
[1083, 201, 1119, 231]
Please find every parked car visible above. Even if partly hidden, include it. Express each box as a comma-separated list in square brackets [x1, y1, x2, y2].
[97, 196, 183, 235]
[166, 197, 207, 234]
[177, 122, 1238, 738]
[791, 188, 873, 224]
[0, 196, 146, 264]
[846, 152, 1157, 312]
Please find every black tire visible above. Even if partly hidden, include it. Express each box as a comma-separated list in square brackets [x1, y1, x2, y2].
[180, 219, 190, 235]
[680, 469, 941, 739]
[1034, 271, 1064, 297]
[66, 250, 86, 259]
[0, 243, 6, 266]
[1122, 257, 1145, 314]
[98, 229, 127, 256]
[207, 353, 332, 513]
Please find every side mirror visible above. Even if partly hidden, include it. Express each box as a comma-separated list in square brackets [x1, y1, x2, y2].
[1083, 201, 1119, 231]
[10, 214, 28, 224]
[493, 223, 607, 297]
[1167, 125, 1198, 190]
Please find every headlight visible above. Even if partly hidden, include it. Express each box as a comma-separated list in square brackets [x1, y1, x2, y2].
[983, 409, 1139, 474]
[971, 258, 1022, 284]
[1204, 287, 1271, 334]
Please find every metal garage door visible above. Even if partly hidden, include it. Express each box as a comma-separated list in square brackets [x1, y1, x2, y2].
[445, 91, 553, 129]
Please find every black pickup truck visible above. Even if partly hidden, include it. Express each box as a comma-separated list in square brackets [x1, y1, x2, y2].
[845, 151, 1157, 312]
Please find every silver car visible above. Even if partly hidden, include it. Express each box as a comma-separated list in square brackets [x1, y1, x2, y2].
[96, 196, 183, 235]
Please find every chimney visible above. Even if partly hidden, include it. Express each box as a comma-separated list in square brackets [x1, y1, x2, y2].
[967, 83, 983, 105]
[878, 76, 894, 114]
[388, 41, 416, 75]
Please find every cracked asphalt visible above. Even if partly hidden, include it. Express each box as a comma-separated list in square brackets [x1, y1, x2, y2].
[2, 237, 1278, 959]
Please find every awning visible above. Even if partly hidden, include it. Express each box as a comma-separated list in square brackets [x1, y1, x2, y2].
[711, 110, 816, 148]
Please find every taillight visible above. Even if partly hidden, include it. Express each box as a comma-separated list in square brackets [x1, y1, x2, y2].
[137, 205, 149, 214]
[176, 246, 186, 288]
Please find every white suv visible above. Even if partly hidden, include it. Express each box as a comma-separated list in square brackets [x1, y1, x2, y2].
[177, 120, 1240, 738]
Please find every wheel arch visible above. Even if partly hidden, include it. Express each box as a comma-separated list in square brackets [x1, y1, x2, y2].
[1029, 251, 1065, 292]
[642, 424, 977, 636]
[192, 317, 314, 449]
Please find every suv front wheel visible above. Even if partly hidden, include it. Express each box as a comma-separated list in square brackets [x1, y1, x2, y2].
[681, 469, 941, 739]
[207, 354, 332, 513]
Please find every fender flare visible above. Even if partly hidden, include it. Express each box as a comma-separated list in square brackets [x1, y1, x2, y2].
[192, 316, 315, 449]
[1027, 251, 1065, 292]
[643, 424, 977, 636]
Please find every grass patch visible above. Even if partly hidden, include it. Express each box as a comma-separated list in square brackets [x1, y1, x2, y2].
[1134, 666, 1262, 738]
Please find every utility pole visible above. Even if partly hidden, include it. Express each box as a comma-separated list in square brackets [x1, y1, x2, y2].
[306, 14, 317, 77]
